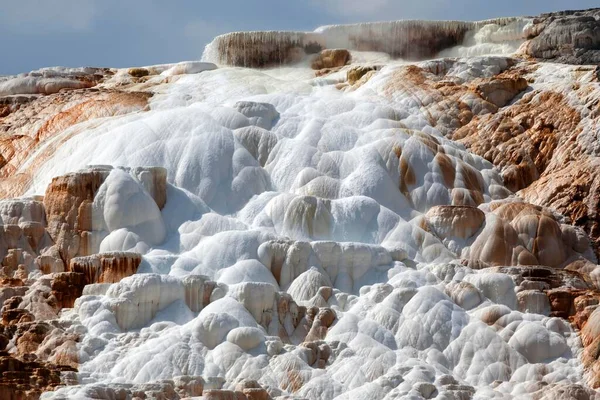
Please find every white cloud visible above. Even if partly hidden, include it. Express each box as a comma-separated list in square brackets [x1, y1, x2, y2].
[0, 0, 98, 33]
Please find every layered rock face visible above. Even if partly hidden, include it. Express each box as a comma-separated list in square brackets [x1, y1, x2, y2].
[203, 9, 600, 68]
[203, 19, 524, 68]
[0, 166, 165, 398]
[522, 8, 600, 64]
[2, 7, 600, 400]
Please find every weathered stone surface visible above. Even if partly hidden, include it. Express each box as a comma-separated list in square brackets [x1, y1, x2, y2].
[70, 252, 141, 285]
[43, 167, 110, 264]
[346, 65, 380, 86]
[523, 8, 600, 65]
[425, 205, 485, 240]
[451, 61, 600, 258]
[42, 166, 166, 265]
[475, 77, 528, 107]
[0, 354, 76, 400]
[0, 87, 152, 199]
[311, 49, 351, 70]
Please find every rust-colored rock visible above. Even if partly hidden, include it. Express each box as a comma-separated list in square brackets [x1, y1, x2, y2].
[42, 166, 166, 266]
[0, 353, 76, 400]
[311, 49, 351, 70]
[425, 205, 485, 240]
[49, 272, 86, 309]
[475, 77, 528, 107]
[0, 88, 152, 200]
[450, 65, 600, 258]
[128, 67, 150, 78]
[43, 168, 110, 265]
[304, 307, 336, 342]
[70, 252, 141, 285]
[204, 389, 248, 400]
[347, 65, 380, 85]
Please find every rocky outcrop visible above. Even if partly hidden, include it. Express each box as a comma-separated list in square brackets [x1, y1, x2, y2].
[0, 166, 169, 399]
[523, 8, 600, 65]
[203, 31, 324, 68]
[424, 205, 485, 240]
[346, 65, 380, 85]
[202, 9, 600, 69]
[475, 77, 528, 107]
[0, 354, 77, 400]
[468, 200, 595, 268]
[310, 49, 351, 70]
[43, 166, 166, 265]
[203, 19, 519, 67]
[43, 167, 110, 264]
[70, 252, 141, 285]
[0, 275, 81, 399]
[450, 61, 600, 257]
[0, 68, 109, 97]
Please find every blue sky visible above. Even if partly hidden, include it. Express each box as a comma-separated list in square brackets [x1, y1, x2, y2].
[1, 0, 598, 75]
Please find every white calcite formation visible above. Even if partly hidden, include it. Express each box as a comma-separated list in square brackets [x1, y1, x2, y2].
[0, 8, 600, 400]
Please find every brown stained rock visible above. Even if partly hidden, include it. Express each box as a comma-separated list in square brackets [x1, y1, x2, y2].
[453, 85, 576, 189]
[243, 388, 270, 400]
[210, 31, 321, 68]
[2, 309, 33, 326]
[314, 66, 344, 77]
[128, 68, 150, 78]
[304, 307, 336, 342]
[299, 341, 332, 369]
[70, 252, 142, 285]
[36, 256, 64, 275]
[43, 168, 110, 265]
[466, 200, 596, 268]
[450, 73, 600, 258]
[475, 77, 528, 108]
[0, 354, 76, 400]
[174, 375, 204, 398]
[130, 166, 168, 210]
[49, 272, 86, 309]
[235, 380, 270, 400]
[0, 89, 152, 200]
[15, 322, 52, 355]
[547, 288, 583, 319]
[311, 49, 351, 70]
[347, 65, 380, 85]
[42, 166, 166, 266]
[0, 335, 8, 351]
[530, 382, 600, 400]
[425, 205, 485, 240]
[517, 289, 551, 315]
[2, 296, 22, 312]
[204, 389, 248, 400]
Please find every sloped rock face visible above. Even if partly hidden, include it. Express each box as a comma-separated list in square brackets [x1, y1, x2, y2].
[0, 81, 152, 199]
[203, 8, 600, 68]
[451, 61, 600, 257]
[523, 8, 600, 65]
[475, 77, 528, 107]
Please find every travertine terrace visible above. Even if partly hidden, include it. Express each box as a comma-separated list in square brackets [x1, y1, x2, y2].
[1, 8, 600, 400]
